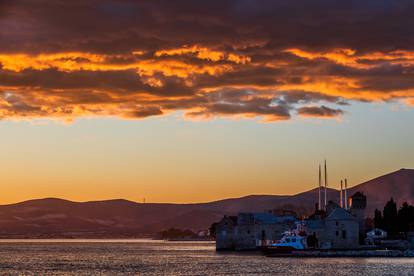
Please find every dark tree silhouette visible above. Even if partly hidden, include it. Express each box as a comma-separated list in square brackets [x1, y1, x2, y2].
[374, 209, 383, 229]
[398, 202, 414, 234]
[383, 198, 398, 237]
[375, 199, 414, 239]
[209, 222, 218, 238]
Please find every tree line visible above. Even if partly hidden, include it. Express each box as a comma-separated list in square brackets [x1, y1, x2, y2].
[374, 198, 414, 238]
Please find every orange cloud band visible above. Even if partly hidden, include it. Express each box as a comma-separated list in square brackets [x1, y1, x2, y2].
[0, 46, 413, 122]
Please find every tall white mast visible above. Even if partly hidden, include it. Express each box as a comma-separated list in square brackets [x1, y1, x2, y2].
[318, 164, 322, 210]
[344, 178, 348, 210]
[340, 180, 343, 208]
[324, 159, 327, 211]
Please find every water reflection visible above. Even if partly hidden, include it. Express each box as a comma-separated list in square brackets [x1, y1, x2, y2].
[0, 240, 412, 275]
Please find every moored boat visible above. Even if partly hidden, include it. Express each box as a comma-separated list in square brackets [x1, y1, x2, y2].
[262, 233, 307, 255]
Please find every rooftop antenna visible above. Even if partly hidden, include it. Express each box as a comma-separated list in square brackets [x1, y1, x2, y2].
[318, 164, 322, 211]
[143, 198, 146, 204]
[340, 180, 343, 208]
[324, 159, 327, 211]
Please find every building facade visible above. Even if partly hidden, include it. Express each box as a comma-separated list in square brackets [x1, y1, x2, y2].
[324, 208, 360, 249]
[216, 191, 368, 251]
[215, 212, 297, 250]
[305, 192, 367, 249]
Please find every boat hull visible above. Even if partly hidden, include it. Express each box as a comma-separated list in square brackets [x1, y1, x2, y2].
[262, 245, 297, 255]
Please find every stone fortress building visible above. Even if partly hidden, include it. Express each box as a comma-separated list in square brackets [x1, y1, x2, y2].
[302, 161, 366, 249]
[215, 191, 367, 251]
[215, 161, 368, 251]
[215, 211, 297, 250]
[304, 192, 366, 249]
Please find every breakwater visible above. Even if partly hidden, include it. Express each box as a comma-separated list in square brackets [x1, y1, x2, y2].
[267, 249, 414, 257]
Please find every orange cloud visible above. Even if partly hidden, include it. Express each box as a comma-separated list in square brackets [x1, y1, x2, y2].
[155, 45, 251, 64]
[136, 59, 233, 79]
[0, 49, 237, 82]
[0, 44, 413, 122]
[0, 52, 108, 72]
[285, 48, 414, 69]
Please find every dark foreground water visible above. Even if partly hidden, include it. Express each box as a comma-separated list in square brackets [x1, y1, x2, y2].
[0, 240, 413, 275]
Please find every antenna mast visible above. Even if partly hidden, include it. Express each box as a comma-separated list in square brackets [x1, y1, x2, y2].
[318, 164, 322, 210]
[324, 160, 327, 211]
[344, 179, 348, 210]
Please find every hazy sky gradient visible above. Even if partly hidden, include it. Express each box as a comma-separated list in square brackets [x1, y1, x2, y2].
[1, 101, 413, 204]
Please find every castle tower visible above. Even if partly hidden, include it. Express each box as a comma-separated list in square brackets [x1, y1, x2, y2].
[349, 192, 367, 238]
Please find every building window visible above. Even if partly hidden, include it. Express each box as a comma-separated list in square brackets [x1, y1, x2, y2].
[336, 231, 339, 236]
[247, 230, 250, 234]
[336, 221, 338, 226]
[342, 230, 347, 239]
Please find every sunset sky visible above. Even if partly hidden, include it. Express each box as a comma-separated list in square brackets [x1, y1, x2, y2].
[0, 0, 413, 204]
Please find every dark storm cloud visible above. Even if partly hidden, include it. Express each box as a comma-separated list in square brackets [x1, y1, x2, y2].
[124, 106, 164, 118]
[276, 90, 348, 105]
[0, 68, 147, 91]
[297, 106, 343, 117]
[0, 0, 413, 121]
[2, 0, 414, 54]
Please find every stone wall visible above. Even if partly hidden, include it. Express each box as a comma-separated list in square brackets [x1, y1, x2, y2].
[234, 223, 294, 250]
[215, 216, 295, 250]
[216, 217, 237, 250]
[323, 219, 359, 249]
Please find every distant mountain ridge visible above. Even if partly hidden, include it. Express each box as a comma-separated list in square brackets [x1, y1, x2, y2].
[0, 169, 413, 238]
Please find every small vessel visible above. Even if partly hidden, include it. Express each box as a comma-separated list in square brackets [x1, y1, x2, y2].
[263, 233, 307, 255]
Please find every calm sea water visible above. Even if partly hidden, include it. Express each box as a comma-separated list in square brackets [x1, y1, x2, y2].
[0, 239, 413, 275]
